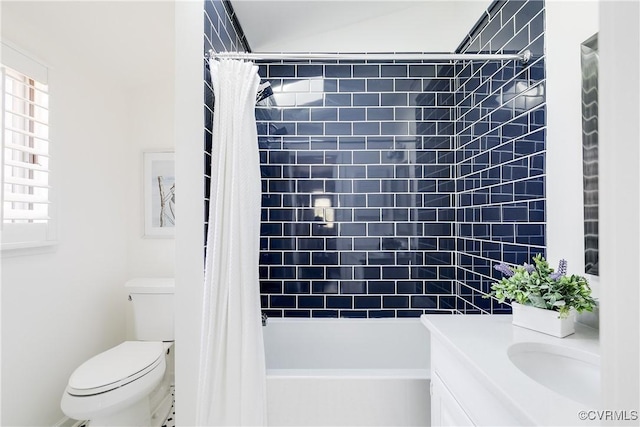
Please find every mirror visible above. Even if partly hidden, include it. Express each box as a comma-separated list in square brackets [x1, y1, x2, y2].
[581, 33, 599, 276]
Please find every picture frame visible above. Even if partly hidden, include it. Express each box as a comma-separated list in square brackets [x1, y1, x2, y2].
[143, 151, 175, 238]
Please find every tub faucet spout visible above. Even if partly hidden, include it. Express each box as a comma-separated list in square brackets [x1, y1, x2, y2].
[261, 312, 268, 326]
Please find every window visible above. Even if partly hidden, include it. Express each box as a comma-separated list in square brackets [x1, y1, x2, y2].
[1, 43, 55, 250]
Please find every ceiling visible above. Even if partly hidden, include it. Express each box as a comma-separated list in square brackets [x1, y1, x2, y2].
[231, 0, 493, 53]
[1, 1, 174, 88]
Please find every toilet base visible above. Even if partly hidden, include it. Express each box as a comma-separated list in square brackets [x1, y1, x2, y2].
[76, 387, 175, 427]
[150, 390, 174, 425]
[88, 396, 151, 427]
[83, 386, 174, 427]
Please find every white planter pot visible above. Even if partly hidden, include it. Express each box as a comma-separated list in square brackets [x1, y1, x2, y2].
[511, 302, 576, 338]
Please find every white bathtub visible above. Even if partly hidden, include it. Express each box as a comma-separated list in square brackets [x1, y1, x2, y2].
[263, 318, 431, 426]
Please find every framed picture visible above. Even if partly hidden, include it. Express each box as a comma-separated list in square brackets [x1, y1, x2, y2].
[144, 151, 175, 238]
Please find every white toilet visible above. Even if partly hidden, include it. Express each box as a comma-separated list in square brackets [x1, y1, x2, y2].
[61, 278, 175, 426]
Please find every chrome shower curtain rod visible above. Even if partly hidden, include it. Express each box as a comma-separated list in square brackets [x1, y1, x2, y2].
[208, 49, 531, 63]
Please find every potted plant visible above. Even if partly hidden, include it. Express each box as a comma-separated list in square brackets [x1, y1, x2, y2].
[487, 254, 596, 337]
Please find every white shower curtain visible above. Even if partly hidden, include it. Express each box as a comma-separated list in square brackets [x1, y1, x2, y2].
[197, 59, 267, 426]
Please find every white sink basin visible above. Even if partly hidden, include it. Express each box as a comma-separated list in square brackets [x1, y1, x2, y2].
[508, 342, 600, 407]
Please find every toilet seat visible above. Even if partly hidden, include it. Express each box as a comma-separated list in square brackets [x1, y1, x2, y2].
[67, 341, 164, 396]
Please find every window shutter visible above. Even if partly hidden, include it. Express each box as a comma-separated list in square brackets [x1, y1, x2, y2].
[1, 43, 54, 250]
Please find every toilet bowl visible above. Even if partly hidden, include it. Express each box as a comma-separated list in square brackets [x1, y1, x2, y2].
[61, 279, 175, 426]
[61, 341, 171, 426]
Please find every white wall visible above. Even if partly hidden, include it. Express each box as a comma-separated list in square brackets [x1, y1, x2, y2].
[598, 0, 640, 417]
[1, 2, 175, 424]
[125, 79, 176, 281]
[174, 1, 205, 424]
[545, 0, 600, 297]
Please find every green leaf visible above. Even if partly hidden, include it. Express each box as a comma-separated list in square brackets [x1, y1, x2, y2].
[485, 255, 596, 314]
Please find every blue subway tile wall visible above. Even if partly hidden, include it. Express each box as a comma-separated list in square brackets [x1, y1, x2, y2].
[204, 0, 547, 318]
[256, 61, 457, 318]
[454, 0, 546, 314]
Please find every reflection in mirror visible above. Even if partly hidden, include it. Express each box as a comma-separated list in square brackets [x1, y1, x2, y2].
[581, 33, 599, 276]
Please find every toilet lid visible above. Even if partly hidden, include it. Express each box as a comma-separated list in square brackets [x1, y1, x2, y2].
[68, 341, 163, 395]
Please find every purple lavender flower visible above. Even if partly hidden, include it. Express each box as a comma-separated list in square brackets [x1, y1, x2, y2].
[549, 259, 568, 280]
[494, 262, 514, 277]
[557, 259, 568, 275]
[523, 263, 535, 274]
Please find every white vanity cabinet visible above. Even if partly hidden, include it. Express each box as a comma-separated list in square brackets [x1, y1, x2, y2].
[430, 371, 474, 426]
[429, 332, 528, 426]
[421, 314, 601, 427]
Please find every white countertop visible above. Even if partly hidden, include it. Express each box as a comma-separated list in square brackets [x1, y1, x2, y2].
[421, 314, 600, 426]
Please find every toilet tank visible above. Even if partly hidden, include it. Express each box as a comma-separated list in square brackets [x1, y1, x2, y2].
[125, 278, 174, 341]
